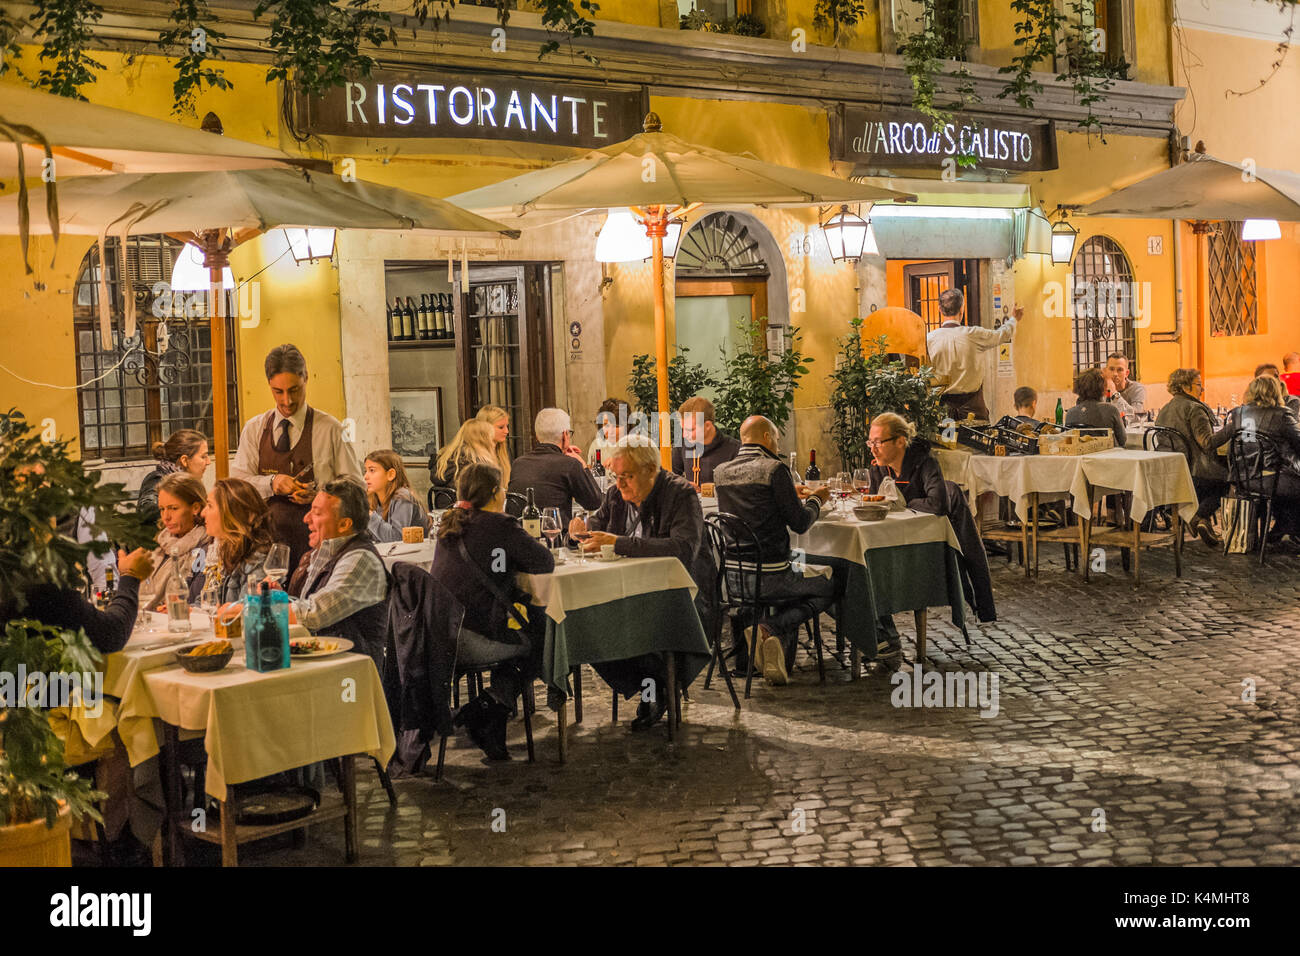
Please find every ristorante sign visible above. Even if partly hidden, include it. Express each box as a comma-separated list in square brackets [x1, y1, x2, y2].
[297, 71, 646, 148]
[831, 106, 1058, 172]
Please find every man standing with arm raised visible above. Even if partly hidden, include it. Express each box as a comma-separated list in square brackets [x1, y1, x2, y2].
[231, 343, 362, 570]
[926, 291, 1022, 422]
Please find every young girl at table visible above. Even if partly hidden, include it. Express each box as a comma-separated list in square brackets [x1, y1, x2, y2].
[431, 462, 553, 761]
[199, 477, 278, 605]
[363, 449, 429, 542]
[139, 473, 211, 610]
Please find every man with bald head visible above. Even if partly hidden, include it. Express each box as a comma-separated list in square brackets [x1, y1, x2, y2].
[712, 415, 845, 685]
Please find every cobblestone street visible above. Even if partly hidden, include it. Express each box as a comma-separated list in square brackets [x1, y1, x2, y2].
[239, 543, 1300, 867]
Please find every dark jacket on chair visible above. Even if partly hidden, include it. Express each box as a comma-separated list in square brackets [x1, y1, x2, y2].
[588, 469, 717, 634]
[869, 439, 996, 624]
[507, 443, 603, 525]
[383, 564, 462, 769]
[1155, 391, 1228, 481]
[713, 442, 820, 565]
[1211, 404, 1300, 486]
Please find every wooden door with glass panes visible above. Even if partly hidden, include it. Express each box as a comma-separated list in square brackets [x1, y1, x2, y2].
[453, 264, 554, 460]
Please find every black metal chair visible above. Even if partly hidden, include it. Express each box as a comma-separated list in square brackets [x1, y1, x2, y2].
[1142, 425, 1196, 536]
[427, 484, 457, 511]
[703, 512, 826, 699]
[504, 492, 527, 518]
[1225, 433, 1282, 565]
[437, 627, 537, 779]
[698, 519, 742, 711]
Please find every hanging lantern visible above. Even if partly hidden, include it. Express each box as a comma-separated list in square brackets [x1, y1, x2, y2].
[820, 205, 876, 262]
[1050, 217, 1079, 264]
[283, 227, 337, 264]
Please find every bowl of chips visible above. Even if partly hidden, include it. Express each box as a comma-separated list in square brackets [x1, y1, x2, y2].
[176, 639, 234, 673]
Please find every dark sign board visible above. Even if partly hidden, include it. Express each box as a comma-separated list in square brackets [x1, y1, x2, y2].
[831, 105, 1058, 172]
[298, 71, 646, 149]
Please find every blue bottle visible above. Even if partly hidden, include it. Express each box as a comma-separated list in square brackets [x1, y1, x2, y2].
[243, 582, 290, 672]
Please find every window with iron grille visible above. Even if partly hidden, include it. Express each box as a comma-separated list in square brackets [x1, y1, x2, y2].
[73, 235, 239, 461]
[1208, 222, 1260, 337]
[1070, 235, 1137, 378]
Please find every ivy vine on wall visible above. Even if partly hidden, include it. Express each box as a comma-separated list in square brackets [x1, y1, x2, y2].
[29, 0, 104, 99]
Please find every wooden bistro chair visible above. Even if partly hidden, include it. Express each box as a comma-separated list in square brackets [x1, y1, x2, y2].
[1225, 433, 1282, 565]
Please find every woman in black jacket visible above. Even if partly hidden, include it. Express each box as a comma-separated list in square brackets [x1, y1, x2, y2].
[1211, 374, 1300, 535]
[431, 462, 553, 760]
[136, 429, 210, 526]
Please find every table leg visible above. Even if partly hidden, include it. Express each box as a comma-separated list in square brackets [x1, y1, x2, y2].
[342, 754, 357, 864]
[850, 645, 861, 681]
[1029, 493, 1039, 577]
[914, 610, 927, 662]
[572, 667, 583, 725]
[1174, 510, 1183, 577]
[1020, 501, 1031, 579]
[557, 699, 568, 764]
[1082, 507, 1092, 581]
[160, 723, 182, 867]
[218, 798, 237, 867]
[1132, 517, 1141, 587]
[664, 651, 678, 743]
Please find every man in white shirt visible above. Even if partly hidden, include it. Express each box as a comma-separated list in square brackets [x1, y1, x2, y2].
[1105, 352, 1147, 417]
[231, 343, 361, 569]
[925, 290, 1022, 421]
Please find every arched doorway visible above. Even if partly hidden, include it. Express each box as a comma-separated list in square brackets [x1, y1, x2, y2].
[673, 210, 785, 397]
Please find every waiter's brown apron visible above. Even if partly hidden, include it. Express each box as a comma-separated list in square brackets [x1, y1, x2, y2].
[257, 408, 315, 570]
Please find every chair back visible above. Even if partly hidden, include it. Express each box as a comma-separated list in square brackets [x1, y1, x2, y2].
[705, 511, 767, 607]
[504, 491, 527, 518]
[1144, 424, 1194, 462]
[1228, 432, 1281, 499]
[427, 484, 457, 511]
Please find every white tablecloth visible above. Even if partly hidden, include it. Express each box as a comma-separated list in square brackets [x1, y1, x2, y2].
[376, 539, 437, 571]
[520, 555, 698, 624]
[791, 510, 960, 567]
[960, 454, 1085, 523]
[1068, 448, 1198, 522]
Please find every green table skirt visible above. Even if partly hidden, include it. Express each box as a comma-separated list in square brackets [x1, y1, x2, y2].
[542, 588, 713, 696]
[813, 542, 966, 658]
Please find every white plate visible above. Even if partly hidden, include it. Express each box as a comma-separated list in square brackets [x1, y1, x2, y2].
[289, 637, 353, 660]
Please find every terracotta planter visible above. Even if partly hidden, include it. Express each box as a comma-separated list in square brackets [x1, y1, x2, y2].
[0, 804, 72, 867]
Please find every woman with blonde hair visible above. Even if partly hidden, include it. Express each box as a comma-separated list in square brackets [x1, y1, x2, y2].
[1211, 374, 1300, 539]
[364, 448, 428, 541]
[199, 477, 278, 604]
[475, 404, 513, 485]
[432, 418, 499, 488]
[139, 473, 211, 609]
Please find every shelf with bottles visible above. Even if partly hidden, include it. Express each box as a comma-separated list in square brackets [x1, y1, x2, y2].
[386, 291, 458, 346]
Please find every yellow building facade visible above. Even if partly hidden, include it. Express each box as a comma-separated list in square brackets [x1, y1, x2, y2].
[2, 0, 1247, 482]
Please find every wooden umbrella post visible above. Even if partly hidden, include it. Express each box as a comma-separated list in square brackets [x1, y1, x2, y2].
[203, 230, 232, 479]
[647, 205, 672, 468]
[1192, 220, 1211, 377]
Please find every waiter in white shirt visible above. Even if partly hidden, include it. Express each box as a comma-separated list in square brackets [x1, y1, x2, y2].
[926, 290, 1022, 421]
[231, 343, 362, 569]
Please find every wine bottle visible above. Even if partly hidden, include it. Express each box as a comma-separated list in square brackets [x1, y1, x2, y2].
[804, 449, 821, 483]
[433, 292, 446, 339]
[442, 293, 454, 341]
[104, 564, 116, 595]
[386, 301, 395, 342]
[591, 449, 605, 479]
[415, 294, 427, 340]
[397, 297, 411, 340]
[1054, 398, 1064, 425]
[257, 581, 285, 671]
[522, 487, 542, 539]
[406, 297, 419, 340]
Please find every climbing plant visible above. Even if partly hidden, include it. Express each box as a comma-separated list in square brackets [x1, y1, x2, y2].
[813, 0, 867, 47]
[159, 0, 232, 116]
[29, 0, 103, 99]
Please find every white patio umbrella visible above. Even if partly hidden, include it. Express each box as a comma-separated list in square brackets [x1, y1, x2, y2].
[451, 112, 914, 465]
[1082, 146, 1300, 372]
[0, 166, 518, 475]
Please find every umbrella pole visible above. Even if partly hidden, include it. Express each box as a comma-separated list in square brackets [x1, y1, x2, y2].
[204, 231, 231, 479]
[1192, 221, 1210, 378]
[648, 206, 671, 468]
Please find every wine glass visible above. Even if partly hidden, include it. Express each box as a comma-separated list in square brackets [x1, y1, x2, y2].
[852, 468, 871, 499]
[264, 543, 291, 584]
[541, 507, 563, 553]
[834, 472, 853, 513]
[571, 506, 588, 564]
[826, 476, 844, 515]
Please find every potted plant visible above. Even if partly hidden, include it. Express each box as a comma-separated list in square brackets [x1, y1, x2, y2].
[627, 346, 718, 416]
[828, 320, 944, 472]
[712, 316, 812, 438]
[0, 409, 151, 866]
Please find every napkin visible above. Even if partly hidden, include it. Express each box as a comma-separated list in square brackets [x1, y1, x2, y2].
[875, 477, 908, 512]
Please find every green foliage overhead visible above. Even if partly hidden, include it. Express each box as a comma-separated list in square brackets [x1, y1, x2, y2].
[627, 347, 717, 416]
[813, 0, 867, 45]
[828, 321, 943, 473]
[254, 0, 395, 99]
[0, 409, 154, 828]
[29, 0, 103, 99]
[159, 0, 232, 117]
[712, 317, 811, 438]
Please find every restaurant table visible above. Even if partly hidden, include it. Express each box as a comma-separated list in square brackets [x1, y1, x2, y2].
[377, 539, 437, 572]
[1068, 448, 1196, 584]
[791, 510, 966, 666]
[933, 447, 1086, 578]
[521, 554, 712, 762]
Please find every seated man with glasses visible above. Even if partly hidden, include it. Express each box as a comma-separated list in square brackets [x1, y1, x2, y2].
[568, 435, 716, 731]
[713, 415, 847, 686]
[507, 407, 604, 526]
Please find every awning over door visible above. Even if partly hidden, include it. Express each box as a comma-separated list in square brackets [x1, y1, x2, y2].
[853, 176, 1032, 259]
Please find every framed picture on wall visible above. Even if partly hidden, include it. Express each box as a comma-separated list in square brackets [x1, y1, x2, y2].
[389, 387, 444, 464]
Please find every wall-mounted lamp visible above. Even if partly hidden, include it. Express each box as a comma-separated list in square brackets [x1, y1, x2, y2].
[1023, 207, 1053, 256]
[283, 227, 337, 264]
[1050, 209, 1079, 264]
[820, 204, 877, 262]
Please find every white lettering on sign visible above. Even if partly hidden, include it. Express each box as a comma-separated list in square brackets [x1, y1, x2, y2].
[449, 86, 474, 126]
[852, 120, 1034, 166]
[391, 84, 415, 125]
[345, 82, 367, 124]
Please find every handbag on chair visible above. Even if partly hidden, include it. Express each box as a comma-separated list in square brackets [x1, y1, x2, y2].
[1221, 497, 1258, 554]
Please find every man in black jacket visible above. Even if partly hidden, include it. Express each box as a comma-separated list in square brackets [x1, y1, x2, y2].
[507, 407, 604, 525]
[672, 396, 740, 485]
[713, 415, 842, 684]
[569, 437, 715, 731]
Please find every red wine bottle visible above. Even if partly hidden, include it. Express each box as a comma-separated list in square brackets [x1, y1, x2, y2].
[804, 449, 821, 482]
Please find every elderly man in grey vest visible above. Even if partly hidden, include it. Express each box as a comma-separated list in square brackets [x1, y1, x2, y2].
[277, 477, 389, 672]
